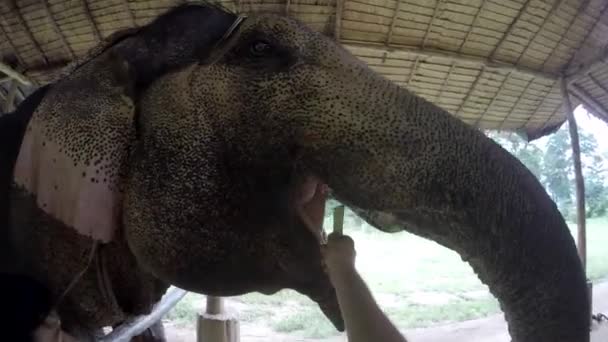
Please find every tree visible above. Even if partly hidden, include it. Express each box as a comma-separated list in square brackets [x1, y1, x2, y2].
[486, 131, 544, 183]
[543, 128, 573, 214]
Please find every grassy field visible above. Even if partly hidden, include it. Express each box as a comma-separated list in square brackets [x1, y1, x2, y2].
[166, 213, 608, 339]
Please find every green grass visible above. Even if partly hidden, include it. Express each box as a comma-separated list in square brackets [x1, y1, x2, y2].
[578, 216, 608, 281]
[165, 294, 199, 326]
[271, 308, 337, 338]
[165, 212, 608, 339]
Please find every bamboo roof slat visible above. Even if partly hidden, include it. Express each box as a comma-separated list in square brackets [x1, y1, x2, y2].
[1, 0, 607, 139]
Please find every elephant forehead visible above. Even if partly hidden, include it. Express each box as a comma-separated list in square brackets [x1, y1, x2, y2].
[13, 58, 135, 243]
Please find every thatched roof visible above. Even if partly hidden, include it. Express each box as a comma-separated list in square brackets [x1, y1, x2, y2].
[1, 0, 607, 139]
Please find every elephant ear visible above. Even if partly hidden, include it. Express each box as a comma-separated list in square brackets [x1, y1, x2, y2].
[13, 51, 136, 243]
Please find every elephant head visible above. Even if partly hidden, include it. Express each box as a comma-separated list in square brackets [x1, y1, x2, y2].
[8, 3, 342, 333]
[9, 5, 588, 342]
[127, 13, 588, 342]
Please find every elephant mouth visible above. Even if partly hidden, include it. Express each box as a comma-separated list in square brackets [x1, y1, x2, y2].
[293, 175, 329, 243]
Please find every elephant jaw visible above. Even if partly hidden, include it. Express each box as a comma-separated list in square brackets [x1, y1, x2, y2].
[294, 175, 329, 243]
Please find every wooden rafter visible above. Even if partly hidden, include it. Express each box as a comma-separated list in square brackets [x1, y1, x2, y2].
[569, 92, 608, 122]
[522, 79, 558, 127]
[343, 41, 559, 82]
[515, 0, 568, 66]
[10, 0, 49, 65]
[285, 0, 291, 15]
[562, 0, 608, 77]
[386, 0, 402, 45]
[39, 0, 75, 59]
[498, 77, 534, 130]
[334, 0, 344, 40]
[539, 101, 564, 130]
[422, 0, 443, 48]
[123, 0, 137, 26]
[81, 0, 102, 41]
[434, 62, 455, 102]
[0, 10, 26, 67]
[457, 0, 486, 53]
[539, 0, 591, 71]
[473, 71, 512, 127]
[566, 47, 608, 86]
[456, 66, 484, 115]
[588, 74, 608, 96]
[488, 0, 533, 61]
[406, 56, 420, 86]
[569, 84, 608, 120]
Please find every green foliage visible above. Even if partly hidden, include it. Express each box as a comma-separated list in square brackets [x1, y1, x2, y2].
[487, 124, 608, 221]
[543, 128, 574, 216]
[165, 294, 198, 326]
[486, 131, 545, 182]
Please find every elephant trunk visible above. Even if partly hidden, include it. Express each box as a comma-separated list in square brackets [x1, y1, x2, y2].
[303, 75, 589, 341]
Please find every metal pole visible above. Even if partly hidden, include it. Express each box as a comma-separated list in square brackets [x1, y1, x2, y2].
[100, 287, 188, 342]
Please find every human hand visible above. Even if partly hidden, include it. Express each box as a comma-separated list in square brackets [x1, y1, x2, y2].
[321, 233, 357, 280]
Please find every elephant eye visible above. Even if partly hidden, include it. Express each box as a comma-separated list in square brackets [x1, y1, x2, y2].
[249, 40, 273, 57]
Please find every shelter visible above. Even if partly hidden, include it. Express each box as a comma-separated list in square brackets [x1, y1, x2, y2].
[1, 0, 606, 336]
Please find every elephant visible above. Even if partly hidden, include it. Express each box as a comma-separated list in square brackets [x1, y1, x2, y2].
[2, 3, 340, 341]
[1, 2, 590, 342]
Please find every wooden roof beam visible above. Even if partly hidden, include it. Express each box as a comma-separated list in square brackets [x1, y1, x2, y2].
[568, 84, 608, 121]
[473, 71, 512, 127]
[457, 0, 486, 53]
[0, 62, 32, 86]
[498, 77, 534, 130]
[334, 0, 344, 41]
[565, 48, 608, 86]
[488, 0, 533, 61]
[422, 0, 443, 48]
[588, 74, 608, 96]
[386, 0, 402, 45]
[343, 41, 559, 82]
[563, 1, 608, 83]
[456, 66, 484, 115]
[515, 0, 568, 65]
[285, 0, 291, 15]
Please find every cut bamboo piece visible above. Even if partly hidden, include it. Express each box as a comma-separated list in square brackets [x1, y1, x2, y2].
[333, 205, 345, 235]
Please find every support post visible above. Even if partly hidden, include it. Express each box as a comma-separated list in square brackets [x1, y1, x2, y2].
[561, 78, 587, 270]
[197, 296, 239, 342]
[561, 78, 592, 321]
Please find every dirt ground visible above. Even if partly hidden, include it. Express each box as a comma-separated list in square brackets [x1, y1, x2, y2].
[164, 281, 608, 342]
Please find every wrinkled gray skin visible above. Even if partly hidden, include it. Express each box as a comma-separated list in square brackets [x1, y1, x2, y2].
[129, 14, 588, 342]
[8, 8, 589, 342]
[6, 4, 343, 339]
